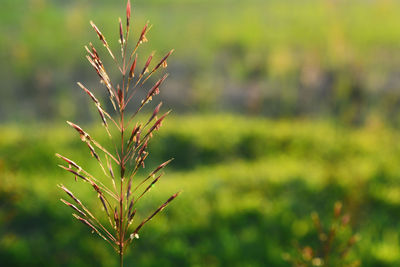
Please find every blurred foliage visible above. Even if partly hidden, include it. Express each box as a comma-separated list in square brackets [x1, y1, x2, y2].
[1, 115, 400, 266]
[285, 202, 360, 267]
[2, 0, 400, 122]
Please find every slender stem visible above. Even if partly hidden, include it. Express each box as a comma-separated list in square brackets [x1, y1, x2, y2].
[118, 115, 124, 264]
[118, 33, 128, 267]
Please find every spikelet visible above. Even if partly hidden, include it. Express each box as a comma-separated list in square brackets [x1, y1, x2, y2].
[141, 49, 174, 85]
[90, 21, 116, 61]
[132, 192, 180, 235]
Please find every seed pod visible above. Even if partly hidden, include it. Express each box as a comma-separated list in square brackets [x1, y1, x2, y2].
[60, 199, 86, 217]
[56, 154, 81, 170]
[129, 208, 137, 222]
[99, 194, 109, 215]
[133, 192, 180, 234]
[138, 22, 149, 45]
[129, 53, 138, 79]
[59, 184, 82, 206]
[154, 50, 173, 72]
[126, 0, 131, 29]
[142, 74, 168, 104]
[114, 207, 119, 227]
[127, 179, 132, 200]
[128, 123, 141, 147]
[141, 52, 154, 76]
[90, 21, 106, 44]
[144, 102, 162, 128]
[119, 18, 125, 45]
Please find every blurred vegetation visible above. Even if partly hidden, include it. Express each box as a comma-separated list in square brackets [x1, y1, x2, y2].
[2, 0, 400, 123]
[285, 202, 360, 267]
[2, 0, 400, 266]
[1, 115, 400, 266]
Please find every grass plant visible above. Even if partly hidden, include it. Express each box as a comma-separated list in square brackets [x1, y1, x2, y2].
[285, 202, 359, 267]
[55, 1, 179, 266]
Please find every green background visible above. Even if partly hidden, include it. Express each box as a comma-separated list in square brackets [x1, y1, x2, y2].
[2, 0, 400, 266]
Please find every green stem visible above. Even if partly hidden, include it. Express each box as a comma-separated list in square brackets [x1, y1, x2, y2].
[119, 44, 127, 267]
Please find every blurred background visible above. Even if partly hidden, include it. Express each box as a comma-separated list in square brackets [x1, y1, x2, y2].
[2, 0, 400, 266]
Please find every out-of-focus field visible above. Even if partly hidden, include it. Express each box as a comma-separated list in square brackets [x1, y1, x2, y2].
[1, 115, 400, 266]
[2, 0, 400, 121]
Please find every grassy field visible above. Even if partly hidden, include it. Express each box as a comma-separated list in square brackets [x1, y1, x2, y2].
[3, 0, 400, 120]
[1, 115, 400, 266]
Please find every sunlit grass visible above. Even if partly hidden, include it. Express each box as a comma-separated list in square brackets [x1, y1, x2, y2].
[1, 115, 400, 265]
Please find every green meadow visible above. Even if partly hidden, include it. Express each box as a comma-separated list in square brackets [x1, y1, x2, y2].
[2, 115, 400, 266]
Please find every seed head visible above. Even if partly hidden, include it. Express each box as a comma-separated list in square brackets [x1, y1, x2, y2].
[119, 18, 125, 45]
[126, 0, 131, 29]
